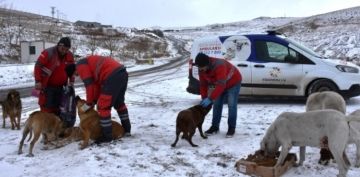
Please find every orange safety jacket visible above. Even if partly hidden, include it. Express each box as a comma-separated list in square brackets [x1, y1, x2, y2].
[199, 57, 242, 100]
[34, 46, 75, 87]
[76, 55, 124, 105]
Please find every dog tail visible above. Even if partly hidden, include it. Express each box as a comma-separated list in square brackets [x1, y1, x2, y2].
[24, 112, 37, 142]
[27, 131, 33, 142]
[23, 119, 32, 142]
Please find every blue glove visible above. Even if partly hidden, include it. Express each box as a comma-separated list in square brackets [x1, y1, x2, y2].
[200, 98, 212, 107]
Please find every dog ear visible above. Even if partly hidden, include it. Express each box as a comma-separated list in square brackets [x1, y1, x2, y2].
[7, 91, 13, 100]
[75, 95, 81, 103]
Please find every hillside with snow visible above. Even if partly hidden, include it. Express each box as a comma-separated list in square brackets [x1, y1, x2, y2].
[0, 7, 171, 63]
[1, 6, 360, 63]
[166, 6, 360, 61]
[276, 6, 360, 60]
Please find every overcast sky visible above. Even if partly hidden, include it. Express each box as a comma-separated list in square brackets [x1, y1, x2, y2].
[4, 0, 360, 28]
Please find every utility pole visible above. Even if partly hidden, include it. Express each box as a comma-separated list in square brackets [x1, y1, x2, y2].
[51, 6, 55, 18]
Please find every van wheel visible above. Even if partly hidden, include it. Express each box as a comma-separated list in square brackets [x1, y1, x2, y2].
[307, 79, 338, 96]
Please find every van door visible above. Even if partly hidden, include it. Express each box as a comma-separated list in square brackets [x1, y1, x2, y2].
[221, 35, 252, 95]
[250, 40, 303, 96]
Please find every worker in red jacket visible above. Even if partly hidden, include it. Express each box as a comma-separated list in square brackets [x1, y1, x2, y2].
[34, 37, 75, 115]
[76, 55, 131, 143]
[195, 53, 242, 138]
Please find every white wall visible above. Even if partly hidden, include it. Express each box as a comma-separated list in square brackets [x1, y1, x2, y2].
[20, 41, 55, 63]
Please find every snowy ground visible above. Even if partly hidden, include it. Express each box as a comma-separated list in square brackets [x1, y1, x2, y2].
[1, 61, 360, 177]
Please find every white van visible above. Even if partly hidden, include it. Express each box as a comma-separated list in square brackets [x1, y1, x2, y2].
[186, 31, 360, 99]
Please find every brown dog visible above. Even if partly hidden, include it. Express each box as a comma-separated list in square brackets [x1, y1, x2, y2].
[171, 104, 212, 147]
[51, 126, 83, 148]
[1, 89, 22, 130]
[76, 96, 124, 149]
[63, 126, 82, 140]
[18, 111, 64, 157]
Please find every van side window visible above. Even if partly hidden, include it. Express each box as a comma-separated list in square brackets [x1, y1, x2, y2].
[255, 41, 298, 63]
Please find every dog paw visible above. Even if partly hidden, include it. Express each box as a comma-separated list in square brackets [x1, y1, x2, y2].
[79, 145, 87, 150]
[294, 162, 303, 167]
[354, 161, 360, 168]
[171, 144, 176, 147]
[318, 160, 329, 166]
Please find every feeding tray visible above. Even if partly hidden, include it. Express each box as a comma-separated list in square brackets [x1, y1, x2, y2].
[235, 151, 297, 177]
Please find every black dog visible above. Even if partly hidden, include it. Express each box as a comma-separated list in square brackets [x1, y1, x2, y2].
[171, 105, 212, 147]
[319, 136, 334, 165]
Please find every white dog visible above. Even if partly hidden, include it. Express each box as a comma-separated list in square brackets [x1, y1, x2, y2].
[347, 109, 360, 167]
[305, 91, 346, 165]
[260, 109, 350, 177]
[306, 91, 346, 114]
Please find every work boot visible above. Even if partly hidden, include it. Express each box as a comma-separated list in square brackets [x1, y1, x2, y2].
[226, 127, 235, 138]
[121, 119, 131, 137]
[95, 118, 113, 144]
[205, 126, 219, 135]
[118, 109, 131, 137]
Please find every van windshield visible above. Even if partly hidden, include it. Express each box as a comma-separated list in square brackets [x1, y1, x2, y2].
[284, 38, 325, 59]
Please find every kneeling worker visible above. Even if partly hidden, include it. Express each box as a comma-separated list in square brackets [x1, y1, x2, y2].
[75, 55, 131, 143]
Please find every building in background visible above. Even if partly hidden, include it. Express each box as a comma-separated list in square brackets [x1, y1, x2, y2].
[20, 40, 54, 63]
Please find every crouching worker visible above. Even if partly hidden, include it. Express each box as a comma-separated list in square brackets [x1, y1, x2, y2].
[75, 55, 131, 143]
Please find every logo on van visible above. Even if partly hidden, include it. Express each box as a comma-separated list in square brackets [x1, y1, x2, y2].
[222, 36, 251, 61]
[270, 67, 281, 77]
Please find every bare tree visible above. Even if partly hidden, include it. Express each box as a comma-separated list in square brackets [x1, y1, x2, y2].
[0, 11, 25, 57]
[83, 28, 103, 55]
[124, 37, 152, 58]
[101, 32, 126, 57]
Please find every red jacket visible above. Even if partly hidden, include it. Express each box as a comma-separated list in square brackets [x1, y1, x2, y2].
[199, 57, 242, 100]
[76, 55, 124, 105]
[34, 46, 75, 87]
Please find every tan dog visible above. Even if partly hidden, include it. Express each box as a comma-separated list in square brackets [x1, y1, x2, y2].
[63, 126, 83, 140]
[1, 89, 22, 130]
[171, 104, 212, 147]
[76, 96, 124, 149]
[18, 111, 64, 157]
[51, 126, 83, 148]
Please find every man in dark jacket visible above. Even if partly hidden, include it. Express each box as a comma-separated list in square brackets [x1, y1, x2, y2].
[34, 37, 75, 115]
[76, 55, 131, 143]
[195, 53, 242, 138]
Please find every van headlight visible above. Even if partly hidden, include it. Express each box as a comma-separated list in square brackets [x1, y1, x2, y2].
[336, 65, 359, 73]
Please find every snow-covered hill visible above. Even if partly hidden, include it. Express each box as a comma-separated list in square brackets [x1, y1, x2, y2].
[166, 6, 360, 61]
[0, 7, 170, 63]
